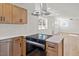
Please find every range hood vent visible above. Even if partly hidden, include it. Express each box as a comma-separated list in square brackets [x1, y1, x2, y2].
[31, 3, 50, 16]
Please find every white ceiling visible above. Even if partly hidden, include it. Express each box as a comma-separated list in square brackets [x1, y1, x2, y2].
[13, 3, 79, 18]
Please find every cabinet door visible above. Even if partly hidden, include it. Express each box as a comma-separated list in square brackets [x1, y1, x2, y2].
[0, 39, 13, 56]
[46, 42, 58, 56]
[12, 5, 21, 24]
[20, 9, 27, 24]
[0, 4, 3, 23]
[46, 41, 63, 56]
[12, 5, 27, 24]
[47, 50, 57, 56]
[12, 37, 22, 56]
[63, 34, 79, 56]
[21, 37, 26, 56]
[2, 3, 12, 24]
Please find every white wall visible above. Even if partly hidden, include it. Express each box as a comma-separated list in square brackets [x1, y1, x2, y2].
[60, 19, 79, 34]
[54, 17, 79, 34]
[38, 16, 55, 35]
[47, 3, 79, 34]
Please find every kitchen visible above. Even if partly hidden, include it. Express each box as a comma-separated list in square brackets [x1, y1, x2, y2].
[0, 3, 79, 56]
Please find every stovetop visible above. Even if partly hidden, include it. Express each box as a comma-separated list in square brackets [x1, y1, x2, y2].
[26, 34, 52, 40]
[25, 34, 52, 50]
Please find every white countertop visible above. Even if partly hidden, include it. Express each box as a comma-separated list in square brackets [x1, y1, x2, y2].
[46, 33, 64, 43]
[0, 34, 28, 40]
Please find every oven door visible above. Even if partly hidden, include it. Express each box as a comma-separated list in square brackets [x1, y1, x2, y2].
[26, 41, 37, 54]
[26, 37, 45, 55]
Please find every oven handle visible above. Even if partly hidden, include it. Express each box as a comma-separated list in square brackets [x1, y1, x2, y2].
[26, 40, 45, 49]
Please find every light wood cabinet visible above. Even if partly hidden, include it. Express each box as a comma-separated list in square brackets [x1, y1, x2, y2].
[0, 4, 3, 23]
[12, 36, 26, 56]
[21, 37, 26, 56]
[0, 36, 26, 56]
[20, 8, 27, 24]
[12, 5, 27, 24]
[12, 37, 22, 56]
[46, 41, 63, 56]
[63, 33, 79, 56]
[0, 3, 27, 24]
[0, 39, 13, 56]
[2, 4, 12, 24]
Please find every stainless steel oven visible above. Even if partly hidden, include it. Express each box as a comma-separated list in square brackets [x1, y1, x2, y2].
[25, 34, 52, 56]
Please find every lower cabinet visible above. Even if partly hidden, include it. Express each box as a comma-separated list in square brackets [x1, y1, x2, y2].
[12, 36, 26, 56]
[12, 37, 22, 56]
[0, 36, 26, 56]
[63, 33, 79, 56]
[46, 41, 63, 56]
[0, 39, 13, 56]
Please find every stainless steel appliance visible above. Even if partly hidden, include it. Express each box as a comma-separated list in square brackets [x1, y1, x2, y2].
[26, 34, 52, 56]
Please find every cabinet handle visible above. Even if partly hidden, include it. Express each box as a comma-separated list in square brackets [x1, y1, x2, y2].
[48, 45, 55, 48]
[0, 17, 1, 21]
[0, 16, 2, 21]
[3, 17, 5, 21]
[20, 43, 21, 47]
[19, 19, 22, 22]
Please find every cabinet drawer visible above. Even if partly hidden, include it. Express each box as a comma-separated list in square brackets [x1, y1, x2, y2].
[46, 42, 58, 49]
[46, 46, 57, 52]
[47, 50, 57, 56]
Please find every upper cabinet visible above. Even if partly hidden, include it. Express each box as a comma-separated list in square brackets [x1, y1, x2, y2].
[0, 3, 27, 24]
[2, 4, 12, 24]
[0, 4, 3, 23]
[12, 5, 27, 24]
